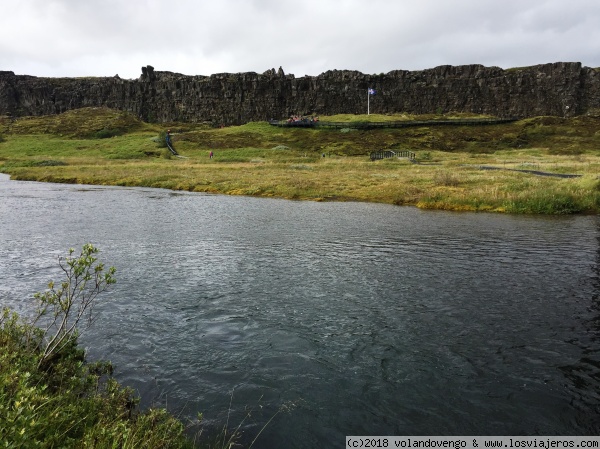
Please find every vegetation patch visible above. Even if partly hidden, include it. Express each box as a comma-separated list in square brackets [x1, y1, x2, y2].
[7, 108, 146, 138]
[0, 245, 196, 448]
[433, 170, 461, 187]
[33, 159, 68, 167]
[1, 107, 600, 214]
[2, 159, 68, 168]
[92, 127, 124, 139]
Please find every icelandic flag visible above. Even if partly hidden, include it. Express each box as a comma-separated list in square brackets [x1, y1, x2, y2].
[368, 88, 376, 95]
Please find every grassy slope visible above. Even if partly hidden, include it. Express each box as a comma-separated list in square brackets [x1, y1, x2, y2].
[1, 108, 600, 214]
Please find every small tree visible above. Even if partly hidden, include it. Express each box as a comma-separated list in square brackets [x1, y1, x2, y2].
[32, 244, 116, 367]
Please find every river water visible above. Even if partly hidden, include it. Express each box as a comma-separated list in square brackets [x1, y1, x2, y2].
[1, 173, 599, 447]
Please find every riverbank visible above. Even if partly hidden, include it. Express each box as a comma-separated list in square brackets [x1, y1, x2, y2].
[1, 108, 599, 214]
[1, 304, 199, 448]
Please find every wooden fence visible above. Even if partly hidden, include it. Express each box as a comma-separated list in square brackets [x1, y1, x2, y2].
[269, 117, 519, 129]
[370, 150, 415, 161]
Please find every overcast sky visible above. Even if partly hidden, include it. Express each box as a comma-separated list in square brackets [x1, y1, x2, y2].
[2, 0, 600, 79]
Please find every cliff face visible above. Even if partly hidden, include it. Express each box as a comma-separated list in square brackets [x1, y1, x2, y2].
[1, 62, 599, 125]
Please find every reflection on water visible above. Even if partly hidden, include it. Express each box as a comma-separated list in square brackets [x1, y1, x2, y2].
[1, 178, 599, 447]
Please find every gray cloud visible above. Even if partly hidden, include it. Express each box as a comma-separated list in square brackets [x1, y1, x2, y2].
[1, 0, 599, 79]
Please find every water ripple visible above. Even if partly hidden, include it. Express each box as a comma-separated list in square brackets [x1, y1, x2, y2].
[1, 180, 599, 446]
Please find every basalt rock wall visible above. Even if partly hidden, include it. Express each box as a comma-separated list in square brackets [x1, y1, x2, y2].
[1, 62, 599, 125]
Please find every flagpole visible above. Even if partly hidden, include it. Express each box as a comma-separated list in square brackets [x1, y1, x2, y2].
[367, 88, 370, 115]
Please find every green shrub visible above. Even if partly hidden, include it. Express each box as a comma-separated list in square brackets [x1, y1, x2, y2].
[0, 246, 196, 449]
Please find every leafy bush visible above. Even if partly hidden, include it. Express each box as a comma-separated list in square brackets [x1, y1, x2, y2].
[0, 245, 196, 448]
[31, 244, 116, 368]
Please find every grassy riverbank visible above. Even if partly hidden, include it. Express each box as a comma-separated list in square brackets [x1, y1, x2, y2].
[1, 308, 200, 448]
[1, 107, 600, 213]
[0, 243, 201, 448]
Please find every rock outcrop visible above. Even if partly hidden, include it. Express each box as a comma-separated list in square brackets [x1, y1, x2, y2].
[1, 62, 599, 125]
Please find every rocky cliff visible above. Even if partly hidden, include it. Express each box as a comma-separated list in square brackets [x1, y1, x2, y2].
[1, 62, 599, 125]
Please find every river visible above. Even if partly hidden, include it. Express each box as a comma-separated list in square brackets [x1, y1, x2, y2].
[0, 173, 598, 447]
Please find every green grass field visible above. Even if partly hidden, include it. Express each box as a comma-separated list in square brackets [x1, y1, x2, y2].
[1, 107, 600, 214]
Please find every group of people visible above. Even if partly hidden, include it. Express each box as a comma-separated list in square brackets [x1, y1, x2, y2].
[286, 115, 319, 123]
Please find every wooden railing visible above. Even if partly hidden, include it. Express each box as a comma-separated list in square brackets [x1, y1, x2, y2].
[370, 150, 415, 161]
[269, 117, 519, 129]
